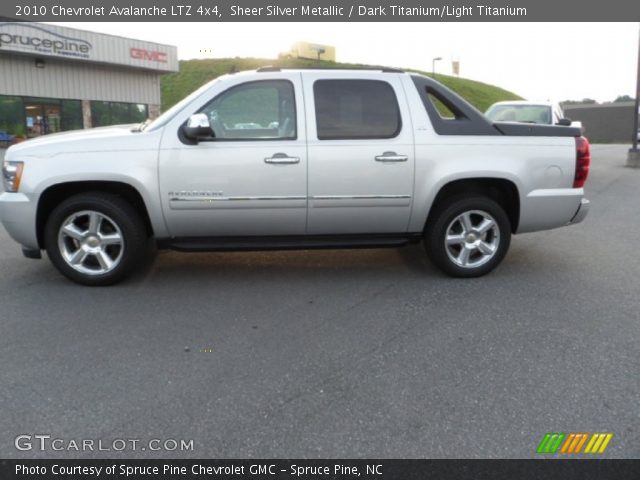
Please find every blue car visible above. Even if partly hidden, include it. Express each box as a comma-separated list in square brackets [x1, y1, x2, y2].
[0, 131, 15, 147]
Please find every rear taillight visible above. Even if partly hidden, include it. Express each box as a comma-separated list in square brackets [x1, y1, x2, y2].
[574, 136, 590, 188]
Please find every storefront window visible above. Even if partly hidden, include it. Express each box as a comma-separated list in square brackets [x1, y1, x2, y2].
[0, 96, 25, 137]
[23, 97, 63, 137]
[61, 100, 83, 131]
[90, 101, 111, 127]
[111, 103, 131, 125]
[90, 101, 148, 127]
[131, 104, 148, 123]
[1, 98, 149, 134]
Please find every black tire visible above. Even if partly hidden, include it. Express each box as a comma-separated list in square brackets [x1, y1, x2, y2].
[44, 192, 149, 286]
[425, 195, 511, 277]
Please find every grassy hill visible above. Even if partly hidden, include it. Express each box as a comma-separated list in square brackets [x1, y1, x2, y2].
[160, 57, 521, 113]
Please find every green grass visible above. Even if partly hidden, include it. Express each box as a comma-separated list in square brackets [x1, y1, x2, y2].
[160, 57, 522, 113]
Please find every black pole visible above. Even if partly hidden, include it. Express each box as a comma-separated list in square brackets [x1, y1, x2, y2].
[632, 24, 640, 152]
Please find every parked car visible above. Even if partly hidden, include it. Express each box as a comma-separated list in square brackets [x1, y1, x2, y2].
[0, 131, 15, 148]
[485, 100, 581, 129]
[0, 68, 591, 285]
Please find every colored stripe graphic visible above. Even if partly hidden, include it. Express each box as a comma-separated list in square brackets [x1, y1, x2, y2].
[560, 433, 589, 453]
[538, 433, 613, 454]
[537, 433, 565, 453]
[560, 434, 575, 453]
[584, 433, 613, 454]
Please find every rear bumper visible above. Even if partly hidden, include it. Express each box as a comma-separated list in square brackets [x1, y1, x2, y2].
[568, 198, 590, 225]
[0, 192, 39, 250]
[517, 188, 586, 233]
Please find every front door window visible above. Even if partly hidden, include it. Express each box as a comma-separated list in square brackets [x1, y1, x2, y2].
[199, 80, 297, 140]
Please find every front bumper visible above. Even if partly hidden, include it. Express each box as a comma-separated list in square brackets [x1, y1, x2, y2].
[568, 198, 590, 226]
[0, 192, 39, 250]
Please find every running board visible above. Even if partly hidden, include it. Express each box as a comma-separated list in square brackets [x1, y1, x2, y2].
[159, 234, 422, 253]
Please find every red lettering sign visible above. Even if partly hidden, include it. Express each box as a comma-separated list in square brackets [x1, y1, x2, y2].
[130, 47, 168, 63]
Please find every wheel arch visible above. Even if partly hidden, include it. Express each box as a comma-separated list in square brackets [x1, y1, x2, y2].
[425, 177, 521, 233]
[36, 181, 153, 249]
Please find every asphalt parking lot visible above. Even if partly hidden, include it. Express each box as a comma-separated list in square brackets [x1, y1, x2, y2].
[0, 145, 638, 459]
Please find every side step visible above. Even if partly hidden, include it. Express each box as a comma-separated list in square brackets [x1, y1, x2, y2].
[159, 234, 422, 253]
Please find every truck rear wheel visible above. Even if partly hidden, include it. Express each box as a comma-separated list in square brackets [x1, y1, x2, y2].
[425, 195, 511, 277]
[44, 192, 149, 286]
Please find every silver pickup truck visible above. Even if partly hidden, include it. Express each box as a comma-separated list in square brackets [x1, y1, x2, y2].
[0, 68, 591, 285]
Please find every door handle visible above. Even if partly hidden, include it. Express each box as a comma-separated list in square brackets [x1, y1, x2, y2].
[264, 153, 300, 164]
[375, 152, 408, 162]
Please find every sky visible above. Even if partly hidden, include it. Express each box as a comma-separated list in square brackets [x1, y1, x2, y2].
[51, 22, 639, 103]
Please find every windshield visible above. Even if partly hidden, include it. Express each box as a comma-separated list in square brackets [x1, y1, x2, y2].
[485, 104, 552, 125]
[145, 78, 221, 132]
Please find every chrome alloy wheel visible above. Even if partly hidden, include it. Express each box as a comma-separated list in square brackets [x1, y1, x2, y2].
[444, 210, 500, 269]
[57, 210, 124, 276]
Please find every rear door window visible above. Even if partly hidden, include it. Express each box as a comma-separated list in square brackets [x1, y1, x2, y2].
[313, 80, 401, 140]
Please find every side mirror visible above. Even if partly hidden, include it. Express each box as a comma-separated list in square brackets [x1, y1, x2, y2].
[183, 113, 214, 140]
[556, 118, 572, 126]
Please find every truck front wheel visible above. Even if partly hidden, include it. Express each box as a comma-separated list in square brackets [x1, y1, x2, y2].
[44, 192, 149, 286]
[425, 195, 511, 277]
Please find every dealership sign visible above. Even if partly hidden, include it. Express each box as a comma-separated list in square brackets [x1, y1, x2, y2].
[130, 47, 167, 63]
[0, 22, 92, 59]
[0, 22, 178, 72]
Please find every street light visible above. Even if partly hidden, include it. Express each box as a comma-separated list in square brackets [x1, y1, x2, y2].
[432, 57, 442, 76]
[628, 24, 640, 167]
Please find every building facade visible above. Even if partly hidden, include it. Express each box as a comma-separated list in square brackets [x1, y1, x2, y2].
[0, 22, 178, 138]
[284, 41, 336, 61]
[563, 102, 636, 144]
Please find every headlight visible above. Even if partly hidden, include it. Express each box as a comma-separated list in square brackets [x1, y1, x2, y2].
[2, 161, 24, 192]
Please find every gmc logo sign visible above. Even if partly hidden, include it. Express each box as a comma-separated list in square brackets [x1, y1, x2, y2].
[130, 47, 167, 63]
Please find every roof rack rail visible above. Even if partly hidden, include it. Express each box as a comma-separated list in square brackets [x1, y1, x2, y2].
[256, 65, 405, 74]
[256, 66, 281, 72]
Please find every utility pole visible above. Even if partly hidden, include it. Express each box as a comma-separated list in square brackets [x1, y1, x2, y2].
[628, 24, 640, 167]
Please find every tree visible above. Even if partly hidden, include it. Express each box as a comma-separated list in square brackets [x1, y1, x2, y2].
[613, 95, 635, 103]
[561, 98, 598, 106]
